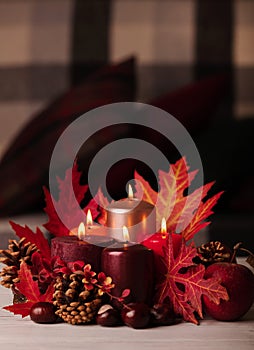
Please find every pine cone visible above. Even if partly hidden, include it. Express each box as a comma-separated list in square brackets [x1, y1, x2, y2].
[0, 238, 38, 288]
[53, 272, 102, 325]
[196, 241, 233, 266]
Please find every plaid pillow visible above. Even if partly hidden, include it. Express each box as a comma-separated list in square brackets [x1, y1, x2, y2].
[150, 73, 230, 134]
[0, 58, 136, 217]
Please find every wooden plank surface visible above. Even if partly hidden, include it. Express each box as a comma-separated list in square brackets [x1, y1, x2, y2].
[1, 263, 254, 350]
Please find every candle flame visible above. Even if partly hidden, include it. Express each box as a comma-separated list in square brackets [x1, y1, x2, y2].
[161, 217, 167, 239]
[86, 209, 93, 226]
[128, 184, 134, 199]
[78, 222, 86, 239]
[122, 226, 130, 242]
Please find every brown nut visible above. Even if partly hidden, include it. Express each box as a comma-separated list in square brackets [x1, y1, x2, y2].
[30, 302, 58, 324]
[96, 305, 121, 327]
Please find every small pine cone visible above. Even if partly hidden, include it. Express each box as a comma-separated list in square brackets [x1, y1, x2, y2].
[0, 238, 38, 288]
[53, 273, 102, 325]
[196, 241, 233, 266]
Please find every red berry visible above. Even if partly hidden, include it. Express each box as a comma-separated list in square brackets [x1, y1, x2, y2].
[30, 302, 58, 324]
[203, 262, 254, 321]
[121, 303, 150, 329]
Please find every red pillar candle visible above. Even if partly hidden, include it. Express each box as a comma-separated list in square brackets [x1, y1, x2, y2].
[101, 227, 154, 308]
[142, 218, 182, 284]
[51, 223, 114, 272]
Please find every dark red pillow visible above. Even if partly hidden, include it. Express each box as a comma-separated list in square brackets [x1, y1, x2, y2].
[150, 73, 230, 134]
[0, 58, 136, 217]
[127, 73, 231, 191]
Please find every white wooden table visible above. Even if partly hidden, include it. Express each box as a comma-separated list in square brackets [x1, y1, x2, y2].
[1, 262, 254, 350]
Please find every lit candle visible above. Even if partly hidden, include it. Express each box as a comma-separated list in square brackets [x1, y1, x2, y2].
[51, 222, 114, 272]
[101, 227, 155, 308]
[86, 209, 108, 237]
[106, 184, 156, 242]
[142, 218, 183, 284]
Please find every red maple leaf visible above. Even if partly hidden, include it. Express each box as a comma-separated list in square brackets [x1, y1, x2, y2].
[3, 262, 54, 318]
[155, 234, 229, 324]
[43, 162, 99, 236]
[10, 222, 51, 261]
[92, 187, 110, 225]
[134, 157, 223, 241]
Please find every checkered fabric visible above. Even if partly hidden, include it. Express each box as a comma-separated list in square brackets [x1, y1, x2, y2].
[0, 0, 253, 155]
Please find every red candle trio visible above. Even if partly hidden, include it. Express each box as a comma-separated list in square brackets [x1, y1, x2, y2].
[51, 189, 176, 306]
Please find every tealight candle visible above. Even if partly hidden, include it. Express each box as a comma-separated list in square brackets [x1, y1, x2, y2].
[106, 185, 156, 242]
[101, 227, 154, 308]
[51, 222, 114, 272]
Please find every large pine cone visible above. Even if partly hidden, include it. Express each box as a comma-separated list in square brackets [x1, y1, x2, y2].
[0, 238, 38, 288]
[53, 272, 102, 325]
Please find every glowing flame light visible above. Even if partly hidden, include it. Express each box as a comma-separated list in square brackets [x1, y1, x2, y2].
[78, 222, 86, 240]
[128, 184, 134, 199]
[122, 226, 130, 242]
[86, 209, 93, 226]
[161, 217, 167, 239]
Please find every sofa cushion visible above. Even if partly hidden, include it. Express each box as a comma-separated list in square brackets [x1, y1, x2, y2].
[0, 58, 136, 217]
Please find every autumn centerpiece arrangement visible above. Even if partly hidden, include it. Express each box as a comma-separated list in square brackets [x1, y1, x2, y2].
[0, 157, 254, 328]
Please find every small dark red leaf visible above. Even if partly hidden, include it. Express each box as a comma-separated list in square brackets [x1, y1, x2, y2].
[67, 260, 85, 272]
[121, 289, 130, 298]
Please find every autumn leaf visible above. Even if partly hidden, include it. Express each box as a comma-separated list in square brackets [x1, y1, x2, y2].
[16, 262, 41, 301]
[43, 161, 99, 236]
[134, 157, 197, 231]
[121, 289, 130, 299]
[43, 186, 68, 236]
[134, 157, 223, 241]
[155, 234, 229, 324]
[92, 187, 110, 225]
[3, 302, 35, 318]
[10, 221, 51, 261]
[181, 190, 224, 241]
[134, 170, 158, 205]
[3, 262, 54, 318]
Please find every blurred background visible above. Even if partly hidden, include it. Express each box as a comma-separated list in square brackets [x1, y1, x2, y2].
[0, 0, 253, 250]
